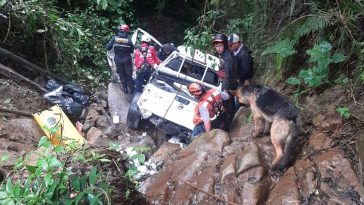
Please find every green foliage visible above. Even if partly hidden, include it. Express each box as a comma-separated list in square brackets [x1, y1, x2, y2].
[109, 143, 151, 180]
[292, 15, 331, 43]
[355, 42, 364, 83]
[183, 0, 267, 53]
[298, 41, 346, 88]
[0, 155, 9, 163]
[285, 77, 301, 86]
[0, 0, 134, 87]
[125, 146, 151, 180]
[262, 39, 297, 71]
[0, 0, 6, 8]
[0, 136, 111, 205]
[286, 41, 346, 104]
[336, 107, 350, 119]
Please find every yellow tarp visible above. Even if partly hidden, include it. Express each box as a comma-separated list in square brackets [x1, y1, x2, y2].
[33, 105, 85, 146]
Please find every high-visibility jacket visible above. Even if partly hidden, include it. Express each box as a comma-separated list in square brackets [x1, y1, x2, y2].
[193, 89, 224, 125]
[134, 43, 160, 70]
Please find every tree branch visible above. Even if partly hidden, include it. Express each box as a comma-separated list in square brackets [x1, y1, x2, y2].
[0, 63, 47, 93]
[0, 107, 33, 117]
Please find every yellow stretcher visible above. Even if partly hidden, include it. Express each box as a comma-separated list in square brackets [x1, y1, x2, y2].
[33, 105, 85, 146]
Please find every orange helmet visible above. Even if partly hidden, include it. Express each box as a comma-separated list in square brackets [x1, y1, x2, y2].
[188, 82, 205, 96]
[120, 24, 129, 32]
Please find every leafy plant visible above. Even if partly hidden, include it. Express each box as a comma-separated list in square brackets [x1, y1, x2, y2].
[0, 0, 135, 88]
[336, 107, 350, 119]
[108, 143, 151, 180]
[0, 136, 111, 204]
[298, 40, 346, 88]
[261, 39, 297, 71]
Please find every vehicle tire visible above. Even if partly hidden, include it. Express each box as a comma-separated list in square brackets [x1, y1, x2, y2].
[127, 92, 142, 130]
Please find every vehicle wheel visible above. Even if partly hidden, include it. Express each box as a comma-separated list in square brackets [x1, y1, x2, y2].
[127, 92, 142, 130]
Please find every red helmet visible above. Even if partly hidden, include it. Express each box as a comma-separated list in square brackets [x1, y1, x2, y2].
[120, 24, 129, 32]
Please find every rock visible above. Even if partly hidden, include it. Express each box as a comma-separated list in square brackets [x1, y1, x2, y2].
[312, 113, 343, 132]
[86, 127, 109, 146]
[140, 129, 272, 205]
[82, 119, 95, 133]
[100, 99, 107, 108]
[356, 132, 364, 187]
[86, 104, 101, 120]
[95, 116, 108, 130]
[220, 154, 237, 182]
[312, 150, 363, 204]
[103, 125, 124, 139]
[0, 118, 44, 142]
[229, 108, 254, 141]
[149, 142, 181, 165]
[254, 136, 276, 167]
[294, 158, 317, 199]
[308, 132, 332, 150]
[236, 142, 262, 174]
[7, 144, 19, 152]
[238, 167, 269, 205]
[267, 167, 300, 205]
[178, 129, 230, 158]
[108, 83, 130, 127]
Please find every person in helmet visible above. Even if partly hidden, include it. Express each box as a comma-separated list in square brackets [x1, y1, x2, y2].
[212, 33, 239, 91]
[133, 34, 161, 93]
[212, 33, 239, 126]
[157, 43, 178, 61]
[188, 82, 230, 138]
[106, 24, 135, 94]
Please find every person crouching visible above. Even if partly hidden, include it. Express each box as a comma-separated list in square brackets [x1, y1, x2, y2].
[188, 82, 230, 138]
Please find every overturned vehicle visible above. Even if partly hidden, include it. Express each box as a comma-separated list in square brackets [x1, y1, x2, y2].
[126, 29, 222, 138]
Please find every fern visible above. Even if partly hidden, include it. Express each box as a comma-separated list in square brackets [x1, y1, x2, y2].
[261, 39, 296, 57]
[261, 39, 296, 71]
[293, 15, 331, 42]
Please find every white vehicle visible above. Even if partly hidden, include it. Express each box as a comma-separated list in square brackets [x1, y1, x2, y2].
[126, 29, 222, 138]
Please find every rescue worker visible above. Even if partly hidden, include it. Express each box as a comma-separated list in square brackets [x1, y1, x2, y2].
[106, 24, 135, 94]
[212, 33, 238, 124]
[228, 34, 254, 86]
[134, 34, 161, 93]
[188, 82, 230, 138]
[157, 43, 177, 61]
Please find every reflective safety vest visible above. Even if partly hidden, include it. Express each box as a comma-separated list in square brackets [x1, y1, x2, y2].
[134, 43, 160, 70]
[193, 89, 224, 125]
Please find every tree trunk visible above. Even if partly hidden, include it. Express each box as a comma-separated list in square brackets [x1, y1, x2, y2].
[0, 63, 46, 93]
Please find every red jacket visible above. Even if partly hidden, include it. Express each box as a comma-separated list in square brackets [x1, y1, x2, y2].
[193, 89, 224, 125]
[134, 43, 160, 70]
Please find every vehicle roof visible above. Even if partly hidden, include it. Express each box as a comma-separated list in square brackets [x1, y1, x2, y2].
[177, 45, 220, 71]
[131, 28, 220, 71]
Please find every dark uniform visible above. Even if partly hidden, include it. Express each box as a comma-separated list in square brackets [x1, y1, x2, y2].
[106, 31, 135, 94]
[235, 45, 254, 85]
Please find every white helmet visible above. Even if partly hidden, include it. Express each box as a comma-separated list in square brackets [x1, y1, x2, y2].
[141, 34, 151, 43]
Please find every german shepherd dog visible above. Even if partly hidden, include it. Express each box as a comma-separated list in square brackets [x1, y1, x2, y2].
[235, 85, 303, 171]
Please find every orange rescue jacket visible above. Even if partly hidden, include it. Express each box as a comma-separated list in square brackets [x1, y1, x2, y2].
[193, 89, 224, 125]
